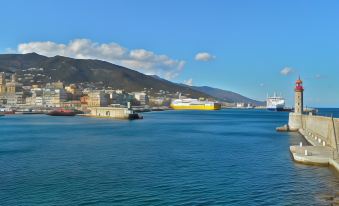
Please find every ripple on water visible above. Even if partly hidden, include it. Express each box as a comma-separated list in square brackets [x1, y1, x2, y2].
[0, 110, 339, 205]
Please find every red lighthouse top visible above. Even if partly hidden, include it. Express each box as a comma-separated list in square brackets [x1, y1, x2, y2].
[295, 76, 304, 92]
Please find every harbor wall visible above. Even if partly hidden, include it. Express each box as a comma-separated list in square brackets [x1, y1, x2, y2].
[289, 113, 339, 149]
[89, 107, 132, 119]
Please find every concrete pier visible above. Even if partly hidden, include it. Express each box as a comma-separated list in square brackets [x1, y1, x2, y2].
[290, 145, 333, 166]
[85, 107, 142, 120]
[284, 77, 339, 172]
[289, 126, 339, 172]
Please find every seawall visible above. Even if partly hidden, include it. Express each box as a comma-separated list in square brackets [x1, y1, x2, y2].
[289, 113, 339, 149]
[86, 107, 142, 120]
[288, 112, 339, 171]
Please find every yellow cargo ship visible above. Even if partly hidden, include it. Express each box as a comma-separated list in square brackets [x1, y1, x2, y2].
[170, 99, 221, 110]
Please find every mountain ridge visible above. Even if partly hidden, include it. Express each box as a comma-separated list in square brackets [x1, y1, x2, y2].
[0, 53, 210, 98]
[191, 86, 265, 106]
[0, 53, 264, 104]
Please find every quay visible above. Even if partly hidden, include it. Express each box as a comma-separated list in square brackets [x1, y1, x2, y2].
[84, 106, 142, 120]
[279, 77, 339, 171]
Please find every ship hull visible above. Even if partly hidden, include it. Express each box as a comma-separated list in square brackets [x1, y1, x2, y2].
[267, 107, 284, 112]
[47, 111, 76, 116]
[171, 104, 221, 110]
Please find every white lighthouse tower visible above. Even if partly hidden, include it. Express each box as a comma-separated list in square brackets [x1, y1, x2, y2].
[288, 77, 304, 130]
[294, 77, 304, 114]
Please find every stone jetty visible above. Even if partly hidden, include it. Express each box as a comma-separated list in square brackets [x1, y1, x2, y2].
[280, 77, 339, 171]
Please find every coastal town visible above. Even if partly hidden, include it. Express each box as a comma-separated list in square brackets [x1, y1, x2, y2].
[0, 71, 172, 119]
[0, 70, 263, 118]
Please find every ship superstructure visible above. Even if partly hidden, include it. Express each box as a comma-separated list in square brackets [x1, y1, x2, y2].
[266, 93, 285, 111]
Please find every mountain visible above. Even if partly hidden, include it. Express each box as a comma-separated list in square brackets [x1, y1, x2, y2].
[191, 86, 265, 106]
[0, 53, 209, 98]
[0, 53, 264, 104]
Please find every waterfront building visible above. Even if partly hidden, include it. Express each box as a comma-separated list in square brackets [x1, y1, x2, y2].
[0, 73, 25, 106]
[26, 88, 43, 107]
[221, 102, 235, 108]
[132, 92, 148, 105]
[42, 88, 67, 107]
[5, 74, 23, 94]
[0, 92, 25, 106]
[0, 72, 5, 85]
[6, 82, 22, 94]
[4, 92, 25, 106]
[0, 72, 6, 94]
[236, 102, 245, 108]
[65, 84, 82, 100]
[149, 97, 165, 106]
[102, 90, 134, 106]
[87, 91, 108, 107]
[26, 96, 41, 107]
[25, 88, 67, 108]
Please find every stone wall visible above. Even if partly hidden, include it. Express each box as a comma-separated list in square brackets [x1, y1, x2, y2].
[289, 113, 339, 149]
[90, 107, 132, 119]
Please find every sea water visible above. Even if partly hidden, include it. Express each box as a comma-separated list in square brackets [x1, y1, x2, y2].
[0, 109, 338, 205]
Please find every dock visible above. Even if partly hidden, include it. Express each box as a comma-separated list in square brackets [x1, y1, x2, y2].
[289, 128, 339, 171]
[287, 113, 339, 171]
[84, 107, 142, 120]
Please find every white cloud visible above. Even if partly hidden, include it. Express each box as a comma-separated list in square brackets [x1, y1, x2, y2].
[315, 74, 322, 79]
[195, 52, 215, 61]
[16, 39, 185, 79]
[280, 67, 293, 76]
[183, 78, 193, 86]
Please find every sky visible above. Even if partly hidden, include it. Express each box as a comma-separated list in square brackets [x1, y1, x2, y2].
[1, 0, 339, 107]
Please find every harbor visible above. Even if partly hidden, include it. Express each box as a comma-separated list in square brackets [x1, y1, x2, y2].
[1, 109, 338, 205]
[1, 1, 339, 205]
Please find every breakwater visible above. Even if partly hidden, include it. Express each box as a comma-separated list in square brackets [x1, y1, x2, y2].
[86, 107, 142, 120]
[288, 112, 339, 174]
[289, 113, 339, 149]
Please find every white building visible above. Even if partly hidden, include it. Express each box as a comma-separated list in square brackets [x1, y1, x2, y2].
[132, 92, 148, 105]
[87, 90, 108, 107]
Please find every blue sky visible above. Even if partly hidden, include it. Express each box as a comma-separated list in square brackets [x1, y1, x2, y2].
[1, 0, 339, 107]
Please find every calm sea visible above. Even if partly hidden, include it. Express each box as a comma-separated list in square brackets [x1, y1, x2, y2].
[1, 109, 339, 205]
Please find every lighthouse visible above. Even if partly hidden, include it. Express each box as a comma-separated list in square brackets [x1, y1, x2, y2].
[288, 76, 304, 130]
[294, 77, 304, 114]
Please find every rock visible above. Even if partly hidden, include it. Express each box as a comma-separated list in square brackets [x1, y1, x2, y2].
[276, 124, 289, 132]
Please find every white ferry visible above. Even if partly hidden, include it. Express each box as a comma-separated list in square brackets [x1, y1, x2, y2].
[266, 93, 285, 111]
